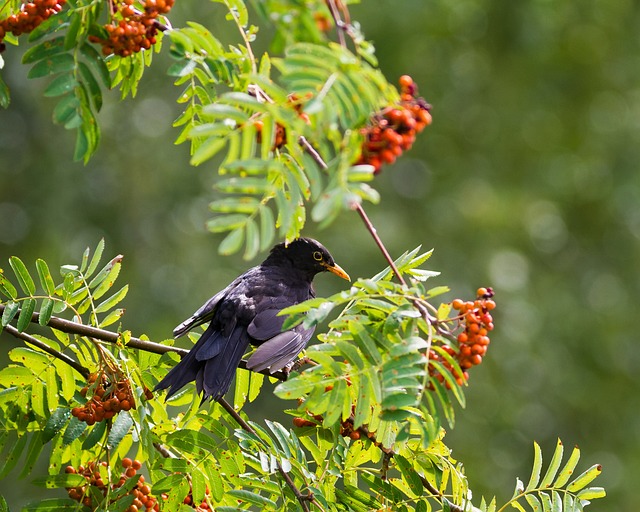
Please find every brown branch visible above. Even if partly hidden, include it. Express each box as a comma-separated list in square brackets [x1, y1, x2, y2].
[218, 398, 317, 512]
[0, 304, 289, 381]
[351, 202, 407, 286]
[2, 323, 90, 378]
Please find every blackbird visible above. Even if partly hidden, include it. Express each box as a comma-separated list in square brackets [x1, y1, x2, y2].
[155, 237, 350, 402]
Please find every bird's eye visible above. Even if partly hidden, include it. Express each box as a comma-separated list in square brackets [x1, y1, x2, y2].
[313, 251, 323, 261]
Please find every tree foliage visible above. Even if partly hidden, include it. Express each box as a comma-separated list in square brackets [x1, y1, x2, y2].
[0, 0, 605, 511]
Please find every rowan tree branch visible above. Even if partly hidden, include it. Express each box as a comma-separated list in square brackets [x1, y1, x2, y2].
[0, 304, 289, 381]
[2, 323, 90, 378]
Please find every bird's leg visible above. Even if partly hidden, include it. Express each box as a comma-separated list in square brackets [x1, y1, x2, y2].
[286, 356, 317, 374]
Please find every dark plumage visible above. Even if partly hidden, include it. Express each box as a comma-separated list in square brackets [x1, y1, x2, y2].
[155, 238, 350, 402]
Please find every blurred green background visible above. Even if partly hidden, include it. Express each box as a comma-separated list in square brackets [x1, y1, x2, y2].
[1, 0, 638, 510]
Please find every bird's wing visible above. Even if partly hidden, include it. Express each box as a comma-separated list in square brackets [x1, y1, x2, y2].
[245, 324, 314, 373]
[246, 307, 286, 341]
[172, 272, 250, 338]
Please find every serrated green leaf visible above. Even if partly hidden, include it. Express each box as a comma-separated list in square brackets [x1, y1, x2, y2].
[43, 407, 71, 443]
[566, 464, 602, 492]
[22, 37, 66, 64]
[178, 467, 200, 505]
[28, 53, 75, 79]
[9, 256, 35, 295]
[0, 433, 28, 478]
[78, 61, 103, 111]
[90, 257, 122, 300]
[43, 73, 78, 97]
[54, 361, 75, 401]
[243, 218, 260, 260]
[554, 445, 581, 487]
[540, 439, 564, 488]
[258, 205, 275, 251]
[99, 308, 125, 328]
[227, 489, 276, 508]
[39, 298, 54, 326]
[22, 498, 82, 511]
[248, 371, 264, 402]
[45, 366, 59, 411]
[166, 429, 219, 457]
[190, 137, 228, 166]
[32, 474, 87, 489]
[527, 442, 543, 491]
[1, 301, 19, 326]
[0, 366, 36, 387]
[0, 271, 18, 299]
[233, 368, 250, 410]
[35, 259, 56, 295]
[10, 346, 50, 372]
[0, 74, 10, 109]
[52, 94, 80, 125]
[19, 431, 44, 479]
[63, 12, 82, 50]
[107, 411, 133, 449]
[17, 298, 36, 331]
[80, 43, 111, 89]
[94, 285, 129, 313]
[576, 487, 606, 500]
[27, 8, 69, 42]
[218, 228, 245, 255]
[209, 197, 260, 214]
[82, 420, 106, 449]
[206, 214, 248, 233]
[524, 493, 542, 511]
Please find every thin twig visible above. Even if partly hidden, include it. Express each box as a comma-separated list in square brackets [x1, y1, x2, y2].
[2, 323, 90, 378]
[352, 202, 407, 286]
[325, 0, 347, 48]
[218, 398, 316, 512]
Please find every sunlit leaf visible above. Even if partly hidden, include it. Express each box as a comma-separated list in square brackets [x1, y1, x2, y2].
[9, 256, 35, 296]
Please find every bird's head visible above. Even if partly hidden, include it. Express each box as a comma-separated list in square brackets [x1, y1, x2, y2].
[265, 238, 350, 281]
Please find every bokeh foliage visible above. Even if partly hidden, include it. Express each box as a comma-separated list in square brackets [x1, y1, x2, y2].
[1, 0, 637, 510]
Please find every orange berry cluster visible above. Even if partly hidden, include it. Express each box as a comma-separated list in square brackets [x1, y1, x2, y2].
[65, 458, 160, 511]
[452, 287, 495, 371]
[428, 288, 495, 389]
[356, 74, 432, 174]
[0, 0, 66, 51]
[71, 372, 150, 425]
[88, 0, 173, 57]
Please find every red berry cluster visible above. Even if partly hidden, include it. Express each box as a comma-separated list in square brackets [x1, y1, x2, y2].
[0, 0, 66, 51]
[88, 0, 173, 57]
[356, 74, 432, 174]
[65, 458, 159, 511]
[71, 372, 151, 425]
[428, 288, 495, 389]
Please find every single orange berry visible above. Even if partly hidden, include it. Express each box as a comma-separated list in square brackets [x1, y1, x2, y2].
[399, 75, 413, 88]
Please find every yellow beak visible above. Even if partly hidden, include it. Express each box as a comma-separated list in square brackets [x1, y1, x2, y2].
[323, 262, 350, 281]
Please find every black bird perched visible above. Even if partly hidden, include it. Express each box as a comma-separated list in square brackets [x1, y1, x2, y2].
[155, 237, 350, 402]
